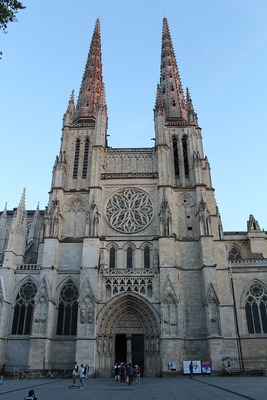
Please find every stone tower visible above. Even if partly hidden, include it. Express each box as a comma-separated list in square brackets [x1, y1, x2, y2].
[0, 18, 266, 376]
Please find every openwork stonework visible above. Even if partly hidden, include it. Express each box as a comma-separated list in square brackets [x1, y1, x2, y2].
[105, 188, 154, 233]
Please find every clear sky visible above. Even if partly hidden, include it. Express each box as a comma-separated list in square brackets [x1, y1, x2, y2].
[0, 0, 266, 232]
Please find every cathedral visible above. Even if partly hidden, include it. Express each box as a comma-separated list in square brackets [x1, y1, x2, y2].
[0, 18, 266, 377]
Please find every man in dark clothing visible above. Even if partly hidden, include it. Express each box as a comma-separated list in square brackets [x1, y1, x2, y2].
[127, 363, 133, 385]
[189, 361, 193, 378]
[24, 389, 38, 400]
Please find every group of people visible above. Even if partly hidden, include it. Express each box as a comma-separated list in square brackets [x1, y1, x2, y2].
[114, 362, 141, 385]
[72, 361, 90, 389]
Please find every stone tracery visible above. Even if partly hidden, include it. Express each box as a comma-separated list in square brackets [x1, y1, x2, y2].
[105, 188, 154, 233]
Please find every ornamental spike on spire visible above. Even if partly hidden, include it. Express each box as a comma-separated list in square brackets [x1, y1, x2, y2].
[154, 83, 166, 115]
[74, 18, 106, 123]
[63, 89, 75, 127]
[159, 18, 187, 121]
[186, 87, 198, 126]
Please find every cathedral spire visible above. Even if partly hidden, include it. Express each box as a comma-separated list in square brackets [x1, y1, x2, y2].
[74, 18, 106, 123]
[159, 18, 187, 121]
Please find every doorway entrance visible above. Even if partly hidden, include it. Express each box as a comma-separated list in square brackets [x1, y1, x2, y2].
[115, 334, 144, 374]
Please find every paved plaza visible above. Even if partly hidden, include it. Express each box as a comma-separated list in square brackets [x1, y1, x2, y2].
[0, 376, 267, 400]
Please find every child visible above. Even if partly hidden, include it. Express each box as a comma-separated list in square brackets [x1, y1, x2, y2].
[24, 389, 38, 400]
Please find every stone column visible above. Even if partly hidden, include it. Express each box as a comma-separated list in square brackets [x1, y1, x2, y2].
[126, 334, 132, 364]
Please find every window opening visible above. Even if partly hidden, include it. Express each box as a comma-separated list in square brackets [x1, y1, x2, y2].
[11, 280, 37, 335]
[109, 247, 116, 269]
[82, 139, 89, 179]
[127, 247, 133, 269]
[73, 139, 80, 179]
[245, 283, 267, 334]
[56, 280, 78, 335]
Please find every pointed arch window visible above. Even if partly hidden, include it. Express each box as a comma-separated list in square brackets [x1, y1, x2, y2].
[56, 280, 78, 336]
[182, 135, 189, 176]
[11, 280, 37, 335]
[127, 247, 133, 269]
[82, 139, 89, 179]
[245, 283, 267, 334]
[173, 138, 179, 176]
[73, 139, 80, 179]
[109, 247, 116, 269]
[144, 246, 150, 269]
[228, 247, 241, 260]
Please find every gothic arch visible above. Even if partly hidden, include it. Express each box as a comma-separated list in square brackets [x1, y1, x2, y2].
[55, 276, 79, 302]
[106, 242, 119, 251]
[140, 241, 153, 251]
[61, 195, 88, 238]
[227, 244, 242, 260]
[13, 276, 38, 299]
[97, 292, 160, 336]
[241, 279, 267, 334]
[241, 279, 267, 308]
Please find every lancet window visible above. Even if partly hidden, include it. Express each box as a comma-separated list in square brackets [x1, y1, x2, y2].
[127, 247, 133, 269]
[82, 139, 89, 179]
[245, 283, 267, 334]
[109, 247, 116, 269]
[11, 280, 37, 335]
[173, 138, 179, 176]
[73, 139, 80, 179]
[182, 135, 189, 176]
[144, 246, 150, 269]
[56, 280, 78, 335]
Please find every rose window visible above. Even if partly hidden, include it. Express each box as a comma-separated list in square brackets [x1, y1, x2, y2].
[105, 188, 154, 233]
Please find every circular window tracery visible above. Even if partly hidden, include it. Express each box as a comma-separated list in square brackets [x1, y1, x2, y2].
[105, 188, 154, 233]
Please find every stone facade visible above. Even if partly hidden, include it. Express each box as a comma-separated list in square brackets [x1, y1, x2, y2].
[0, 18, 266, 376]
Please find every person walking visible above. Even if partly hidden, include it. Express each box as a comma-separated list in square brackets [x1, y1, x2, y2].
[72, 361, 79, 386]
[79, 364, 85, 389]
[114, 363, 120, 383]
[0, 364, 5, 385]
[24, 389, 38, 400]
[84, 363, 89, 379]
[119, 362, 126, 385]
[135, 365, 141, 384]
[189, 361, 193, 379]
[127, 363, 133, 385]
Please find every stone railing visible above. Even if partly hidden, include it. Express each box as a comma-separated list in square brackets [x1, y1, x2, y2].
[229, 258, 267, 268]
[100, 267, 157, 276]
[16, 264, 42, 272]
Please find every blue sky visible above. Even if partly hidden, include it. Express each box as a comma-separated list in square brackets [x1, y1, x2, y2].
[0, 0, 266, 231]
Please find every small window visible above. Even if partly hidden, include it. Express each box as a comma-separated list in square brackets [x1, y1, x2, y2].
[73, 139, 80, 179]
[109, 247, 116, 269]
[144, 246, 150, 269]
[127, 247, 133, 269]
[228, 247, 241, 260]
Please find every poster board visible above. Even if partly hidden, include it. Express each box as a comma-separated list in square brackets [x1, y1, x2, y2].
[183, 360, 201, 374]
[201, 360, 212, 374]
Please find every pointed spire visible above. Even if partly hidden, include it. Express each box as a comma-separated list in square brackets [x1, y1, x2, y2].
[158, 18, 187, 121]
[0, 203, 8, 238]
[247, 214, 261, 232]
[63, 90, 75, 127]
[74, 18, 106, 123]
[186, 87, 198, 126]
[0, 203, 7, 219]
[154, 84, 166, 115]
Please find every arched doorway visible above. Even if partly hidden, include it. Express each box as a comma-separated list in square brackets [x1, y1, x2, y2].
[96, 293, 160, 377]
